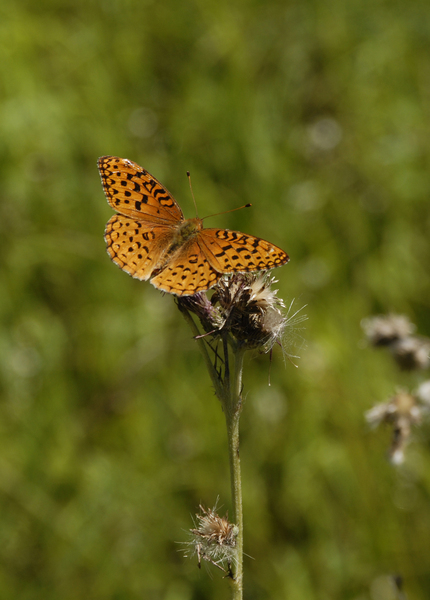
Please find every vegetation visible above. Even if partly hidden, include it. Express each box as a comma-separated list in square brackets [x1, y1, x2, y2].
[1, 0, 430, 598]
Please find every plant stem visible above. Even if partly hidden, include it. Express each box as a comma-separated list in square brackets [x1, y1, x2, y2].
[180, 306, 245, 599]
[224, 340, 245, 599]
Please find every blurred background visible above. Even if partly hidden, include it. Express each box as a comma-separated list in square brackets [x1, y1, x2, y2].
[1, 0, 430, 598]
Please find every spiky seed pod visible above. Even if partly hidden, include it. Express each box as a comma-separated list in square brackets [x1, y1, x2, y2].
[390, 336, 430, 371]
[184, 504, 238, 573]
[366, 390, 422, 464]
[361, 314, 415, 347]
[179, 272, 294, 352]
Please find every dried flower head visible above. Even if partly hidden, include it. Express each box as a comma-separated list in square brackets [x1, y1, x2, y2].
[361, 314, 430, 372]
[366, 390, 422, 464]
[184, 503, 238, 574]
[390, 336, 430, 371]
[417, 380, 430, 405]
[215, 273, 287, 350]
[177, 291, 225, 334]
[178, 272, 305, 355]
[361, 314, 415, 347]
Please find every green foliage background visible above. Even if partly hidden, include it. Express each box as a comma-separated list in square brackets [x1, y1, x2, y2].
[1, 0, 430, 598]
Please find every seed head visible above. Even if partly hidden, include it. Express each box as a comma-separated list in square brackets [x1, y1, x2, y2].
[179, 272, 302, 353]
[216, 273, 288, 350]
[417, 380, 430, 405]
[390, 336, 430, 371]
[177, 291, 224, 333]
[184, 503, 238, 574]
[361, 314, 430, 372]
[361, 314, 415, 347]
[366, 390, 422, 464]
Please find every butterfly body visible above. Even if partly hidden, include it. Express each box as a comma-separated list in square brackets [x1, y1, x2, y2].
[174, 217, 204, 242]
[149, 217, 204, 274]
[98, 156, 289, 295]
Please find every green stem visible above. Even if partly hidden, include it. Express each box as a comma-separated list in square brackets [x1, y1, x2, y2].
[180, 306, 245, 599]
[224, 340, 245, 599]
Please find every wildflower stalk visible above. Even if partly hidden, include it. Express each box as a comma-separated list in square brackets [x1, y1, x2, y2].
[180, 304, 245, 597]
[223, 340, 245, 598]
[178, 274, 300, 597]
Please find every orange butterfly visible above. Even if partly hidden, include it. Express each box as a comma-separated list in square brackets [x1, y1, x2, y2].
[98, 156, 289, 296]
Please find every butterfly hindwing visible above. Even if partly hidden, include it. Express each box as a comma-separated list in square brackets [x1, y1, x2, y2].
[150, 239, 220, 295]
[105, 214, 177, 281]
[199, 228, 289, 273]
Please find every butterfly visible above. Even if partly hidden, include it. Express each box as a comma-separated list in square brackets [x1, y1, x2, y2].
[98, 156, 289, 296]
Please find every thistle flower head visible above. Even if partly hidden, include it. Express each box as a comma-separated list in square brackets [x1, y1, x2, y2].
[184, 503, 238, 573]
[417, 380, 430, 405]
[361, 314, 430, 371]
[361, 314, 415, 347]
[215, 273, 288, 350]
[178, 272, 301, 354]
[366, 390, 423, 464]
[390, 336, 430, 371]
[177, 291, 224, 334]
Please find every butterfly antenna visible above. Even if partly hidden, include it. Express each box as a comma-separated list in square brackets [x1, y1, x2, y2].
[187, 171, 199, 218]
[202, 203, 252, 221]
[187, 171, 252, 220]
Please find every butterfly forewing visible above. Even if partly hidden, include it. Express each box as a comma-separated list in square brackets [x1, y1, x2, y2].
[98, 156, 184, 224]
[199, 229, 289, 273]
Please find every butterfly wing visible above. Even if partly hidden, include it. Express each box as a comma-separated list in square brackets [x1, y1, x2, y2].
[149, 238, 220, 295]
[105, 214, 177, 281]
[98, 156, 184, 224]
[198, 228, 289, 273]
[99, 156, 289, 294]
